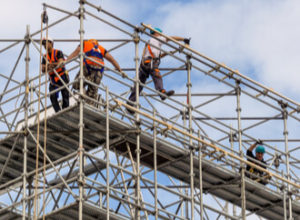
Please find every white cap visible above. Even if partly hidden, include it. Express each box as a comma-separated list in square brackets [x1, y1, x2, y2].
[42, 36, 53, 44]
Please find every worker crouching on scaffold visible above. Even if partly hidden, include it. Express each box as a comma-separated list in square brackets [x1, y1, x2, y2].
[42, 37, 69, 113]
[126, 27, 190, 114]
[246, 140, 271, 185]
[67, 39, 122, 105]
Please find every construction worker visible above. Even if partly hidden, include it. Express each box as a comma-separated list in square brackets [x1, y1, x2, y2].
[42, 37, 69, 113]
[126, 27, 190, 114]
[67, 39, 122, 105]
[246, 140, 270, 185]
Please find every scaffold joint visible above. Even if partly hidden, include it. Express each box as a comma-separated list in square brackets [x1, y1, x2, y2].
[77, 173, 85, 186]
[135, 129, 141, 135]
[135, 148, 141, 154]
[278, 100, 288, 109]
[23, 128, 29, 136]
[235, 78, 241, 85]
[189, 145, 196, 152]
[78, 122, 84, 129]
[78, 9, 86, 20]
[135, 120, 141, 127]
[186, 54, 192, 60]
[236, 107, 242, 113]
[134, 26, 140, 33]
[228, 133, 237, 142]
[185, 59, 192, 70]
[283, 130, 289, 136]
[133, 34, 140, 44]
[186, 82, 192, 87]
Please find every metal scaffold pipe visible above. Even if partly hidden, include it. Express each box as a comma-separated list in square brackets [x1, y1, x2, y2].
[22, 24, 30, 220]
[235, 81, 246, 220]
[105, 87, 110, 220]
[198, 131, 204, 220]
[78, 1, 85, 219]
[153, 110, 158, 219]
[187, 55, 194, 220]
[283, 107, 293, 220]
[133, 28, 141, 220]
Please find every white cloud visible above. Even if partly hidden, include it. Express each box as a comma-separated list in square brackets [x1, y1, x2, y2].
[158, 0, 300, 99]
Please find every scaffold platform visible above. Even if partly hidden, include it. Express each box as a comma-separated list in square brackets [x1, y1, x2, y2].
[1, 104, 299, 220]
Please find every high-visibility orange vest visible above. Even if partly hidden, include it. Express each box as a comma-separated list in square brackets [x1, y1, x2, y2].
[147, 44, 155, 58]
[83, 39, 105, 70]
[45, 49, 66, 84]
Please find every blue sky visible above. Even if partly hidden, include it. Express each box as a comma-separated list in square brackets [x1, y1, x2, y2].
[1, 0, 300, 101]
[1, 0, 300, 219]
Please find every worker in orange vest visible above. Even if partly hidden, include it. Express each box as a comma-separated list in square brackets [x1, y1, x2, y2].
[67, 39, 122, 105]
[42, 37, 69, 112]
[127, 27, 190, 114]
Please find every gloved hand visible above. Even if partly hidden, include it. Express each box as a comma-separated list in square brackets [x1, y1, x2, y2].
[119, 70, 128, 78]
[183, 38, 191, 45]
[256, 139, 263, 145]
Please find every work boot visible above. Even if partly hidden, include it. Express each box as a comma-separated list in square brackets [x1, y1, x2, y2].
[160, 90, 174, 100]
[126, 101, 135, 115]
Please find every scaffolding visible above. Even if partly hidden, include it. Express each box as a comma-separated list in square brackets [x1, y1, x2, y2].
[0, 1, 300, 219]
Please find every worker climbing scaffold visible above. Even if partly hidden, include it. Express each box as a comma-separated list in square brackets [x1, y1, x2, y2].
[126, 27, 190, 114]
[67, 39, 122, 105]
[246, 140, 271, 185]
[41, 37, 70, 112]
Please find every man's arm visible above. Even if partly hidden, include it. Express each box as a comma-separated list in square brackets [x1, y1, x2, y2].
[169, 36, 184, 42]
[67, 46, 80, 62]
[169, 36, 190, 45]
[104, 52, 121, 72]
[56, 58, 64, 67]
[160, 36, 190, 58]
[248, 139, 263, 152]
[248, 142, 257, 152]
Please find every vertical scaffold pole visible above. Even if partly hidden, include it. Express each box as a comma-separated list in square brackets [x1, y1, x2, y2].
[106, 86, 110, 220]
[230, 126, 237, 218]
[198, 131, 204, 220]
[182, 105, 188, 218]
[283, 188, 287, 220]
[133, 28, 141, 220]
[186, 55, 194, 220]
[282, 106, 293, 220]
[23, 24, 30, 220]
[153, 110, 158, 219]
[78, 1, 85, 220]
[235, 80, 246, 220]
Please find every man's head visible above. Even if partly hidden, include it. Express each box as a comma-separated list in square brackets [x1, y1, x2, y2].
[150, 27, 162, 36]
[42, 37, 53, 51]
[255, 145, 265, 161]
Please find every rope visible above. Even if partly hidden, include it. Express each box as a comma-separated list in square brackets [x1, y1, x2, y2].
[42, 8, 49, 220]
[33, 7, 49, 220]
[33, 12, 43, 220]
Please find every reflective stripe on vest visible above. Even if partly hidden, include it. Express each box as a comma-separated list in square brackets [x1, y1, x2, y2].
[45, 49, 66, 83]
[83, 39, 105, 68]
[147, 44, 155, 58]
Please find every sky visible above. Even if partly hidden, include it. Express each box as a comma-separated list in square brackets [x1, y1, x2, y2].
[1, 0, 300, 219]
[1, 0, 300, 100]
